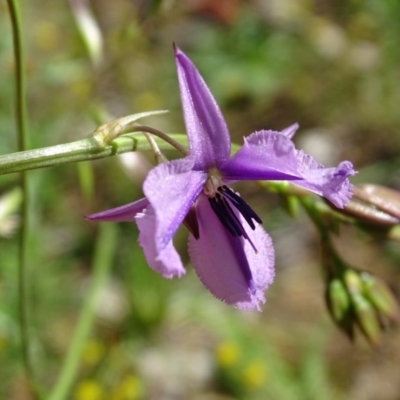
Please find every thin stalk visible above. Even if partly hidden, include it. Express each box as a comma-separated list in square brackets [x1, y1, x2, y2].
[0, 133, 188, 175]
[130, 125, 189, 156]
[143, 132, 168, 163]
[48, 224, 117, 400]
[6, 0, 38, 397]
[299, 196, 328, 236]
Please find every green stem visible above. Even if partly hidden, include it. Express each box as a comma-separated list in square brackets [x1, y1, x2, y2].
[6, 0, 37, 396]
[48, 224, 117, 400]
[0, 133, 188, 175]
[299, 196, 329, 238]
[130, 126, 189, 156]
[6, 0, 27, 151]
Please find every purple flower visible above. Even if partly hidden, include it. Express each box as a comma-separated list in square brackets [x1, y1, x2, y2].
[87, 46, 356, 311]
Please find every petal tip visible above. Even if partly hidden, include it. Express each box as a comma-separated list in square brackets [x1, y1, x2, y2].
[85, 212, 109, 222]
[281, 123, 300, 139]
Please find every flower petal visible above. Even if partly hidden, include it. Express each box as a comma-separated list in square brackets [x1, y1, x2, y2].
[175, 46, 230, 169]
[188, 193, 274, 311]
[85, 197, 149, 222]
[291, 151, 356, 208]
[135, 206, 186, 278]
[219, 130, 304, 181]
[143, 156, 207, 253]
[281, 123, 299, 139]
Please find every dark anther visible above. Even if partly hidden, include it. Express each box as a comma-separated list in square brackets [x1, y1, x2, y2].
[217, 186, 262, 229]
[209, 195, 241, 237]
[209, 186, 262, 239]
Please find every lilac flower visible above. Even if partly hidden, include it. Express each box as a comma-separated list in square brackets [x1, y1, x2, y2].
[87, 46, 356, 311]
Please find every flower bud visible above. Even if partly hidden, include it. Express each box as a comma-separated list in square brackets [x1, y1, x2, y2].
[324, 263, 398, 346]
[326, 279, 351, 321]
[341, 184, 400, 225]
[350, 291, 381, 347]
[343, 269, 363, 294]
[325, 278, 354, 340]
[360, 272, 399, 325]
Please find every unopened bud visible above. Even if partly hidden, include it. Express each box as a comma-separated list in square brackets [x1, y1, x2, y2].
[361, 272, 399, 324]
[321, 241, 397, 346]
[343, 269, 363, 294]
[350, 291, 381, 347]
[325, 278, 354, 340]
[341, 184, 400, 225]
[327, 279, 351, 321]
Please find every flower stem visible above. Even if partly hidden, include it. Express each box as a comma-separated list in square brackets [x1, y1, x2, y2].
[48, 224, 117, 400]
[6, 0, 39, 397]
[0, 133, 188, 175]
[298, 196, 329, 238]
[130, 126, 189, 156]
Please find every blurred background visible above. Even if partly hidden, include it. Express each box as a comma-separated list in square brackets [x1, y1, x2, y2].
[1, 0, 400, 399]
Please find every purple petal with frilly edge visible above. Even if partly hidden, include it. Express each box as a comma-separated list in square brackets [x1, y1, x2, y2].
[291, 151, 356, 208]
[219, 130, 304, 181]
[143, 156, 207, 253]
[135, 205, 186, 278]
[175, 46, 231, 170]
[85, 197, 149, 222]
[188, 193, 275, 311]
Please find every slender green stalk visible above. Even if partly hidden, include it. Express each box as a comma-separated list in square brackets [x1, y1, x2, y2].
[49, 224, 117, 400]
[129, 125, 189, 156]
[6, 0, 27, 151]
[0, 133, 188, 175]
[6, 0, 37, 396]
[299, 196, 330, 237]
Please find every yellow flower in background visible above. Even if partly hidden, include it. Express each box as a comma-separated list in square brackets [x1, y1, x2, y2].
[74, 380, 104, 400]
[216, 341, 240, 368]
[110, 375, 144, 400]
[241, 361, 267, 390]
[82, 339, 105, 366]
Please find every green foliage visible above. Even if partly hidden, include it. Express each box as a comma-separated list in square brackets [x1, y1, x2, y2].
[1, 1, 400, 399]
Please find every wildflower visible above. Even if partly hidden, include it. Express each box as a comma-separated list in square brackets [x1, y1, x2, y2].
[82, 339, 105, 366]
[110, 375, 143, 400]
[216, 341, 240, 368]
[241, 361, 267, 390]
[74, 379, 104, 400]
[87, 46, 355, 310]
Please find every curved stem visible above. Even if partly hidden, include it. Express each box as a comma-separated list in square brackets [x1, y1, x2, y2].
[48, 224, 117, 400]
[6, 0, 39, 397]
[129, 125, 189, 156]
